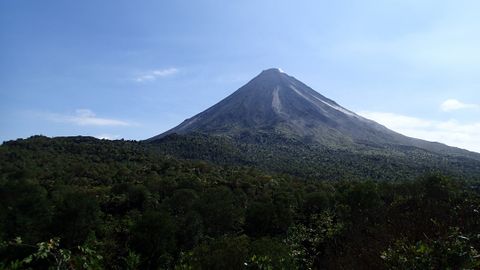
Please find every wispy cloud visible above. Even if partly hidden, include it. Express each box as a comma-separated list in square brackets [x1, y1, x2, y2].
[358, 111, 480, 153]
[135, 68, 178, 82]
[95, 133, 121, 140]
[440, 99, 479, 112]
[49, 109, 131, 127]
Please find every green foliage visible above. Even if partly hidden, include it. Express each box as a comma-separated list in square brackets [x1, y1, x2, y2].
[248, 238, 297, 270]
[0, 136, 479, 269]
[51, 189, 101, 247]
[20, 238, 71, 269]
[287, 211, 344, 269]
[180, 235, 250, 270]
[75, 235, 104, 270]
[111, 183, 150, 211]
[195, 186, 243, 237]
[0, 237, 104, 270]
[123, 250, 141, 270]
[382, 228, 480, 269]
[0, 179, 51, 243]
[130, 210, 176, 269]
[152, 133, 480, 182]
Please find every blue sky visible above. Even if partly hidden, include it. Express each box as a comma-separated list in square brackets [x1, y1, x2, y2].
[1, 0, 479, 152]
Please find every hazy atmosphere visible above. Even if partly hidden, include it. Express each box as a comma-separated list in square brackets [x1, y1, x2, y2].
[1, 0, 479, 152]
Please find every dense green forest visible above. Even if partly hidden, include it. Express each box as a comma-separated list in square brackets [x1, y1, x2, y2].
[152, 132, 480, 182]
[1, 136, 479, 269]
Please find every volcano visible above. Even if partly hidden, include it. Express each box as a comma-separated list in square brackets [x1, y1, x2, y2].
[149, 68, 479, 160]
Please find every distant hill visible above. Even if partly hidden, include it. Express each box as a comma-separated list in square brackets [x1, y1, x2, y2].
[149, 132, 480, 181]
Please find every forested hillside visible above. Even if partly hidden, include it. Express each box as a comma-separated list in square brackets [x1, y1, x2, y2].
[151, 132, 480, 182]
[1, 136, 479, 269]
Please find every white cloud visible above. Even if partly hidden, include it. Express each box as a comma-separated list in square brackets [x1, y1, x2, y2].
[50, 109, 131, 127]
[135, 68, 178, 82]
[440, 99, 479, 112]
[95, 134, 121, 140]
[358, 111, 480, 153]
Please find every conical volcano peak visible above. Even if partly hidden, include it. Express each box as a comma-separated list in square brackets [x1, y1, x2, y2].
[247, 68, 292, 90]
[148, 68, 395, 144]
[255, 68, 288, 80]
[148, 68, 480, 167]
[261, 68, 284, 74]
